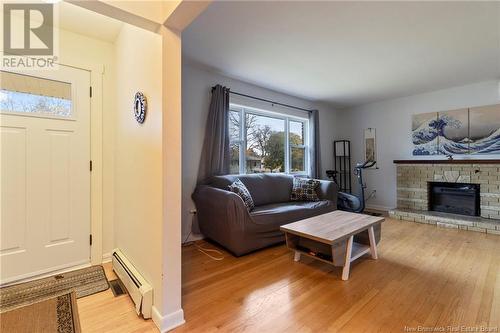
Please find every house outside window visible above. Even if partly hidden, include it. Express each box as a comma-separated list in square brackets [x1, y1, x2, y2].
[229, 104, 309, 176]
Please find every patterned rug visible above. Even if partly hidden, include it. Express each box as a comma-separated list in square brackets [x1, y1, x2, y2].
[0, 291, 81, 333]
[0, 265, 109, 313]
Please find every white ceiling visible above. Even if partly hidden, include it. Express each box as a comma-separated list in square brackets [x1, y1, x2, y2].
[57, 2, 123, 43]
[0, 2, 123, 44]
[183, 1, 500, 107]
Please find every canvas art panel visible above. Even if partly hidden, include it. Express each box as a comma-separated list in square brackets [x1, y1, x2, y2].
[412, 112, 439, 155]
[411, 104, 500, 155]
[469, 105, 500, 154]
[436, 108, 469, 155]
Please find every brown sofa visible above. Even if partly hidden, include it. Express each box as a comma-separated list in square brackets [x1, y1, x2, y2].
[192, 173, 339, 256]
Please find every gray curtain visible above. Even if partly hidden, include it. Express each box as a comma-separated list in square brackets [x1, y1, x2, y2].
[309, 109, 322, 179]
[197, 85, 230, 183]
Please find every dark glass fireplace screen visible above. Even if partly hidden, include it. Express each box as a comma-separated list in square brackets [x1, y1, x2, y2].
[428, 182, 480, 216]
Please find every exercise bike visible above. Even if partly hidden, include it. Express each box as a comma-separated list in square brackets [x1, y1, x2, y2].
[326, 160, 376, 213]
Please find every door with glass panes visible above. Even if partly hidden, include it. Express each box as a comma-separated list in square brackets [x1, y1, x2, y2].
[1, 67, 91, 283]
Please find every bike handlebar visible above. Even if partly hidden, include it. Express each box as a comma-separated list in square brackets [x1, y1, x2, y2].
[356, 160, 376, 169]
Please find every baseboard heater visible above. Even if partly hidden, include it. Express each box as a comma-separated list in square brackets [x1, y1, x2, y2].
[112, 249, 153, 318]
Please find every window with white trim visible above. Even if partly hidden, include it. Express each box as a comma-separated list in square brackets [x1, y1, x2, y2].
[229, 104, 309, 175]
[1, 71, 73, 119]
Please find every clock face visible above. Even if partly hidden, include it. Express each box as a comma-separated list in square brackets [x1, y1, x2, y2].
[134, 92, 147, 124]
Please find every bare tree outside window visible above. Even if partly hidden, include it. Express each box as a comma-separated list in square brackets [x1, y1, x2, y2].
[1, 90, 72, 117]
[229, 107, 308, 175]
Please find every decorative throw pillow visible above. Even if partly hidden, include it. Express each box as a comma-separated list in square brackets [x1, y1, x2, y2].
[228, 179, 255, 211]
[290, 177, 320, 202]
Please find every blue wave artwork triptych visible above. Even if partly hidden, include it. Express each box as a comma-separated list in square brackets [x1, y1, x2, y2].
[412, 104, 500, 156]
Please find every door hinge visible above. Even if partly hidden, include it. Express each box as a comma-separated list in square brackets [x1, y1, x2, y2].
[89, 160, 92, 171]
[90, 234, 93, 246]
[89, 86, 92, 98]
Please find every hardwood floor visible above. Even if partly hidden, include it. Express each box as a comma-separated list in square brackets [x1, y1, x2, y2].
[176, 218, 500, 332]
[77, 264, 158, 333]
[79, 218, 500, 332]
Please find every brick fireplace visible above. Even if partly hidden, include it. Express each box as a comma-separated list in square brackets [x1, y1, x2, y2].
[389, 160, 500, 235]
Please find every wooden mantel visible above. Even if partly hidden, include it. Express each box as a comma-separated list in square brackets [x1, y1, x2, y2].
[393, 159, 500, 164]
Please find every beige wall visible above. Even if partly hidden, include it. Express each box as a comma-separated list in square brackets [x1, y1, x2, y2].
[113, 24, 164, 310]
[59, 14, 169, 316]
[160, 25, 184, 330]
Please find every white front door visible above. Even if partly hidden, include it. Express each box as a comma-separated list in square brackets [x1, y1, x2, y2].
[1, 66, 91, 284]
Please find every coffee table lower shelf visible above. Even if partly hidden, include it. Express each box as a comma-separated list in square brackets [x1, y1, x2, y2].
[284, 226, 378, 281]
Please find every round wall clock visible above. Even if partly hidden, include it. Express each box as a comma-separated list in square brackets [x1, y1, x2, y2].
[134, 92, 147, 124]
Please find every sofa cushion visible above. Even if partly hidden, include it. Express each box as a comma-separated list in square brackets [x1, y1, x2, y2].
[228, 179, 255, 211]
[290, 178, 320, 201]
[250, 200, 334, 228]
[208, 173, 293, 206]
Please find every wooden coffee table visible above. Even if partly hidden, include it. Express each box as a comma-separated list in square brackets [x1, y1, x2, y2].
[280, 210, 384, 280]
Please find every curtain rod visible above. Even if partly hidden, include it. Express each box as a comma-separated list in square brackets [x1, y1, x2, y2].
[212, 86, 313, 113]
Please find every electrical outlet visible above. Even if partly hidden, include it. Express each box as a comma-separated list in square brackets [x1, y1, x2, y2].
[366, 190, 377, 201]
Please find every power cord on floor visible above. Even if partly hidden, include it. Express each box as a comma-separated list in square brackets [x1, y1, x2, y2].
[182, 230, 224, 261]
[194, 243, 224, 261]
[182, 230, 193, 246]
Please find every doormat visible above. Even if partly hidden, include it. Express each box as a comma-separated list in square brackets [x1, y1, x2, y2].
[0, 265, 109, 313]
[0, 291, 81, 333]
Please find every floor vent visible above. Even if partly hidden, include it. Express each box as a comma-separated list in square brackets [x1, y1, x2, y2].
[109, 279, 127, 297]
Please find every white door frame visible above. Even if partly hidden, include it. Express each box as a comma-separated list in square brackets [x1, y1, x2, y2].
[88, 64, 104, 266]
[58, 61, 104, 266]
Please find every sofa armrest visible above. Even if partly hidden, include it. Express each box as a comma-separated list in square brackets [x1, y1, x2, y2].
[316, 179, 338, 204]
[192, 185, 251, 241]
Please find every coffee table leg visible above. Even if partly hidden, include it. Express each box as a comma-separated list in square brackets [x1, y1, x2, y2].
[294, 251, 301, 262]
[368, 226, 378, 260]
[342, 236, 354, 281]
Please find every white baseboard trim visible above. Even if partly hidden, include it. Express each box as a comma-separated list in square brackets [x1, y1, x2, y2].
[102, 252, 112, 263]
[366, 204, 393, 212]
[152, 306, 185, 332]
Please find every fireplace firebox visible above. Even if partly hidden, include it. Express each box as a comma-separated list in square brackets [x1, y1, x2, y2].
[428, 182, 480, 217]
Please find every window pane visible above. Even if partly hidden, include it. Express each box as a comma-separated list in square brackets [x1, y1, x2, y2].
[289, 120, 304, 145]
[0, 71, 72, 118]
[246, 113, 285, 173]
[230, 143, 240, 174]
[291, 147, 306, 172]
[229, 110, 240, 141]
[245, 149, 262, 173]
